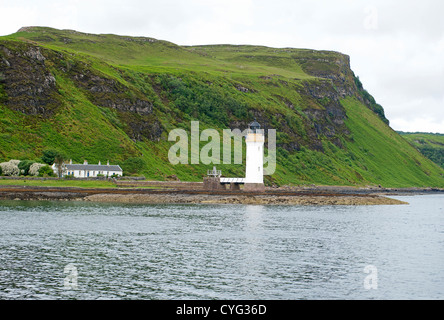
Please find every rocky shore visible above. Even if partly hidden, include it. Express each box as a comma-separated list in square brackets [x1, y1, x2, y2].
[0, 185, 411, 205]
[84, 193, 407, 205]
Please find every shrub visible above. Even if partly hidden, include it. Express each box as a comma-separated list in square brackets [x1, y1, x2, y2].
[18, 160, 35, 176]
[38, 165, 56, 177]
[8, 159, 20, 166]
[29, 163, 46, 176]
[0, 160, 20, 176]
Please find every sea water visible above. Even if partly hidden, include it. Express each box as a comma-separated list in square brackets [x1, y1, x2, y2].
[0, 194, 443, 299]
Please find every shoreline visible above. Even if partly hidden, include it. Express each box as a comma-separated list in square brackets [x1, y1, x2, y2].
[0, 185, 425, 205]
[83, 193, 408, 205]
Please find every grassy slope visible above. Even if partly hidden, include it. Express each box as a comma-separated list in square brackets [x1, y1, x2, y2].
[1, 27, 444, 187]
[399, 132, 444, 169]
[340, 98, 444, 187]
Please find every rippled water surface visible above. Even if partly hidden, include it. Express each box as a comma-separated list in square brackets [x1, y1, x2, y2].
[0, 194, 443, 299]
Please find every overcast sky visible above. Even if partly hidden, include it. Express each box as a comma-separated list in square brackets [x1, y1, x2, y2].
[1, 0, 443, 133]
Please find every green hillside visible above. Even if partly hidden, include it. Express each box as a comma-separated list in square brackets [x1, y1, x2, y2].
[1, 26, 443, 187]
[399, 132, 444, 169]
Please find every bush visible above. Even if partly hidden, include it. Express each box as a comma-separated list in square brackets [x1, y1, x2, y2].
[18, 160, 35, 176]
[29, 163, 46, 176]
[0, 161, 20, 176]
[38, 165, 56, 177]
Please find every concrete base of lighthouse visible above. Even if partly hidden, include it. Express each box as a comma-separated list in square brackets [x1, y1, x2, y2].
[243, 183, 265, 192]
[203, 177, 226, 191]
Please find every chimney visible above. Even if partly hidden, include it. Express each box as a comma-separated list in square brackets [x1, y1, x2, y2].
[84, 160, 88, 165]
[69, 159, 72, 164]
[107, 160, 110, 165]
[98, 161, 101, 165]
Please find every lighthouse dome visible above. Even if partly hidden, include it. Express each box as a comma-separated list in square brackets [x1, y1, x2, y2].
[249, 119, 261, 132]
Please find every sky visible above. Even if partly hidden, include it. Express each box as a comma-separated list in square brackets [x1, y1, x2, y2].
[1, 0, 443, 133]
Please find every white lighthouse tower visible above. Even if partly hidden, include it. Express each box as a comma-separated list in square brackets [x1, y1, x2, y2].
[244, 119, 265, 192]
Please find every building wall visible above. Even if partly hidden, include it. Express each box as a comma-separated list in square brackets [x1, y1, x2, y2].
[52, 163, 122, 178]
[245, 133, 264, 184]
[65, 170, 122, 178]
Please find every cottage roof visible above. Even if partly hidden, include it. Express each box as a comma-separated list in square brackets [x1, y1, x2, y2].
[65, 164, 122, 171]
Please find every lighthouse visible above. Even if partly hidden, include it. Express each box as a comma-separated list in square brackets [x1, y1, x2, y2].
[244, 119, 265, 192]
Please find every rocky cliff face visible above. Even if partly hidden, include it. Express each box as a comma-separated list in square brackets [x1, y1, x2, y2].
[293, 50, 388, 124]
[0, 40, 162, 141]
[0, 38, 383, 152]
[0, 42, 59, 116]
[0, 27, 388, 149]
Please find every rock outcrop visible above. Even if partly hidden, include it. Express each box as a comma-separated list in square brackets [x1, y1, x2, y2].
[0, 42, 59, 116]
[0, 40, 162, 141]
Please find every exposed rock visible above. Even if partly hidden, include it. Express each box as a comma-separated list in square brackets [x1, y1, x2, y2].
[235, 84, 256, 93]
[0, 42, 59, 116]
[0, 39, 163, 141]
[23, 46, 46, 62]
[70, 69, 154, 115]
[294, 52, 356, 98]
[83, 193, 407, 205]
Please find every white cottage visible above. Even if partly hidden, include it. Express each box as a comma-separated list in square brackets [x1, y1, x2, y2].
[53, 160, 123, 178]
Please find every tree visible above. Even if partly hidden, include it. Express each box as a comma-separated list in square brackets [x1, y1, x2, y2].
[54, 153, 66, 178]
[41, 149, 59, 165]
[41, 149, 66, 177]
